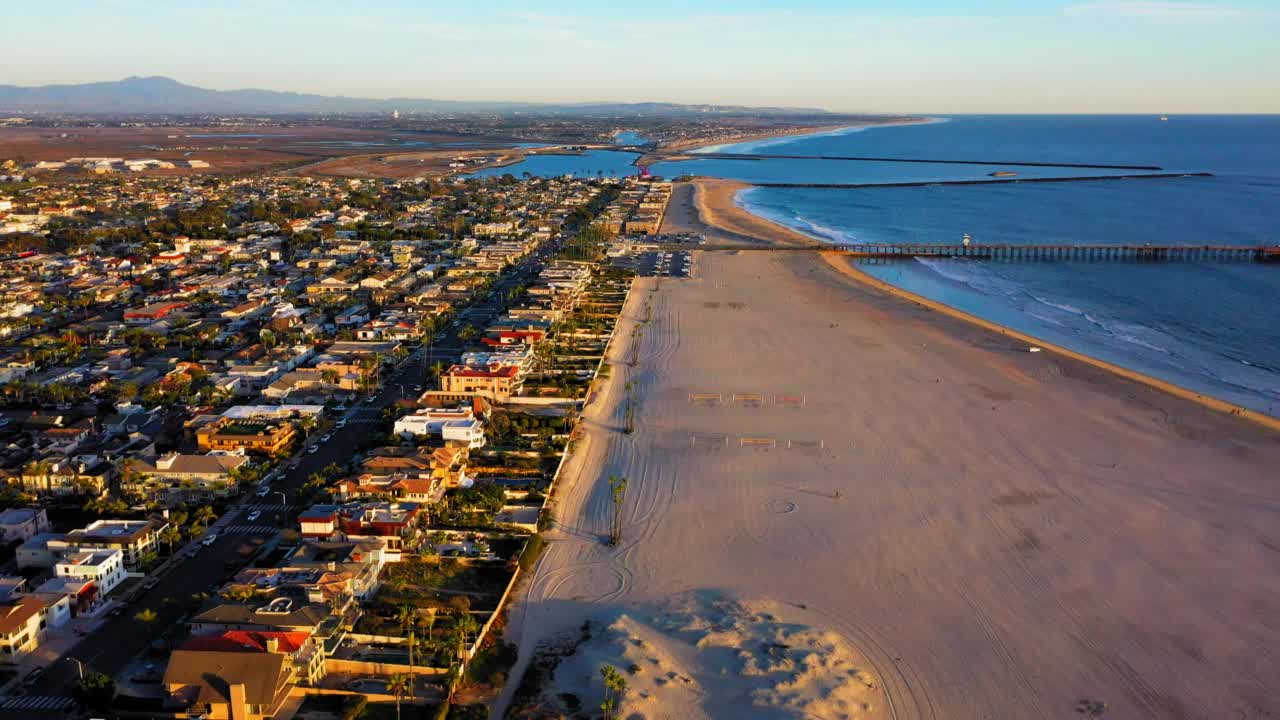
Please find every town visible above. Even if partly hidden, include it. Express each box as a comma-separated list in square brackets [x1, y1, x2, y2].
[0, 160, 675, 718]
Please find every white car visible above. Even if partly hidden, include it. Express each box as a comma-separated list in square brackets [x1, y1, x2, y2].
[202, 533, 218, 547]
[335, 420, 347, 429]
[256, 486, 271, 497]
[320, 433, 332, 442]
[307, 445, 319, 454]
[246, 510, 262, 522]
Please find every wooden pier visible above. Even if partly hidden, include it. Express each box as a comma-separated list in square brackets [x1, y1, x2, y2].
[653, 242, 1280, 264]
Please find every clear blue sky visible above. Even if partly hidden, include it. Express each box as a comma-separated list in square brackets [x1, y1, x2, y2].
[4, 0, 1277, 112]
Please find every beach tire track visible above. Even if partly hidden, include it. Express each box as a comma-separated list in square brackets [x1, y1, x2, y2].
[803, 603, 938, 720]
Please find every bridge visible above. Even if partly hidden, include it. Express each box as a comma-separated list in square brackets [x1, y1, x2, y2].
[645, 242, 1280, 264]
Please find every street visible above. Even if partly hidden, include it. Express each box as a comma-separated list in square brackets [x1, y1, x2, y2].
[14, 246, 551, 710]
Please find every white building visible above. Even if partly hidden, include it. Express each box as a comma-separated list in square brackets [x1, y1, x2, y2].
[55, 548, 126, 599]
[393, 407, 486, 448]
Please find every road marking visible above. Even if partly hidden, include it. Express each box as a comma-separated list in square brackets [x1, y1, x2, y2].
[223, 524, 280, 535]
[0, 696, 76, 711]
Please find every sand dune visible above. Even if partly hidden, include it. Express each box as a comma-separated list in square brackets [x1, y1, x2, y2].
[495, 180, 1280, 720]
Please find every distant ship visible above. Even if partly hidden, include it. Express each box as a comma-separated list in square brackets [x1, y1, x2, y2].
[989, 171, 1018, 177]
[1160, 115, 1169, 121]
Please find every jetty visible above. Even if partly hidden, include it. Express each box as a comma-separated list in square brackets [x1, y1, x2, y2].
[688, 152, 1164, 171]
[753, 172, 1212, 189]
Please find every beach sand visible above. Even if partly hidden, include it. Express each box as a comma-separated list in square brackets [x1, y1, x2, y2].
[495, 179, 1280, 720]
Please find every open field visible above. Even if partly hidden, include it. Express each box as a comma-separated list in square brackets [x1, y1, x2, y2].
[496, 180, 1280, 719]
[0, 125, 522, 176]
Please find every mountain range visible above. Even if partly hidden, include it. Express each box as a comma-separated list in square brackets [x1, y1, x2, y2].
[0, 76, 829, 117]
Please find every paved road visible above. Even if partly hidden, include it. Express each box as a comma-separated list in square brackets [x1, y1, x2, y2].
[16, 246, 554, 709]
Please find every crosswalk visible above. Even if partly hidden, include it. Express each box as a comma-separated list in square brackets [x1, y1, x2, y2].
[0, 695, 76, 712]
[223, 524, 281, 536]
[245, 503, 289, 512]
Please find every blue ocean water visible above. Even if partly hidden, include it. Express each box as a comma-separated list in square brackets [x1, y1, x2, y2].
[729, 117, 1280, 415]
[482, 116, 1280, 414]
[467, 149, 640, 179]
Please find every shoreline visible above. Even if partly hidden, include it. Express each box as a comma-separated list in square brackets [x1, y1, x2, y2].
[636, 116, 931, 166]
[506, 174, 1280, 719]
[681, 176, 1280, 433]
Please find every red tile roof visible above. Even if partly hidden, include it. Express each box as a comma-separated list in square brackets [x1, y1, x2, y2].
[181, 630, 310, 654]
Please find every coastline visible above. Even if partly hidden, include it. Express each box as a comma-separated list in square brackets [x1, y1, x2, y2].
[685, 176, 1280, 433]
[503, 174, 1280, 719]
[635, 116, 930, 166]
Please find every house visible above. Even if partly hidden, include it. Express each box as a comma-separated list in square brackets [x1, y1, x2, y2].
[190, 594, 331, 636]
[0, 507, 51, 545]
[18, 455, 111, 497]
[55, 518, 166, 570]
[0, 596, 47, 664]
[181, 629, 325, 688]
[297, 501, 421, 552]
[438, 363, 522, 402]
[393, 406, 486, 448]
[123, 301, 188, 325]
[127, 453, 249, 504]
[15, 533, 63, 570]
[197, 418, 298, 457]
[163, 649, 294, 720]
[53, 548, 126, 601]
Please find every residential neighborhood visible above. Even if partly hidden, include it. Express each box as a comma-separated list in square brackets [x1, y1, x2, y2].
[0, 164, 653, 717]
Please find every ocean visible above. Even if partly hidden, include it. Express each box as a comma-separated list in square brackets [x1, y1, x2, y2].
[478, 116, 1280, 415]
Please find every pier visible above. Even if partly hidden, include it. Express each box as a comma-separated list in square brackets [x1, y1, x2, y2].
[650, 242, 1280, 264]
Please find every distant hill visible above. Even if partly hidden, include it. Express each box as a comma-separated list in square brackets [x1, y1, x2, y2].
[0, 76, 829, 116]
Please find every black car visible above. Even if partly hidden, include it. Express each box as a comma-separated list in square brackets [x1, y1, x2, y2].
[22, 667, 45, 687]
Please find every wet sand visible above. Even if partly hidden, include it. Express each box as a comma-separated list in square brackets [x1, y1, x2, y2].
[495, 180, 1280, 720]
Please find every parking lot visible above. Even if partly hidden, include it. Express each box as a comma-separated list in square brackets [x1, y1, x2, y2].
[611, 249, 693, 278]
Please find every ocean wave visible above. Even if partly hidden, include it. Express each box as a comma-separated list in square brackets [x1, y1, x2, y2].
[912, 257, 1023, 297]
[1030, 295, 1086, 316]
[793, 216, 857, 244]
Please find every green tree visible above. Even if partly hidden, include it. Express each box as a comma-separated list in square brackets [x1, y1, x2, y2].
[193, 505, 216, 529]
[608, 475, 628, 545]
[600, 664, 627, 720]
[134, 608, 159, 636]
[73, 672, 116, 711]
[161, 525, 183, 554]
[388, 673, 413, 720]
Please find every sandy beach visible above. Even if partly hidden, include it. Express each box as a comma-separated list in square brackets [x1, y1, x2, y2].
[496, 179, 1280, 720]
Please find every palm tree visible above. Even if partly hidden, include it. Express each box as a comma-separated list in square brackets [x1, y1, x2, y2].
[395, 605, 419, 691]
[192, 505, 216, 530]
[443, 662, 462, 704]
[161, 526, 183, 555]
[387, 673, 412, 720]
[423, 607, 437, 642]
[600, 664, 627, 720]
[134, 608, 159, 636]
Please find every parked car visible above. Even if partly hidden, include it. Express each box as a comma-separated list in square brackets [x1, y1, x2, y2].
[22, 667, 44, 687]
[143, 577, 160, 590]
[320, 433, 332, 442]
[307, 445, 319, 454]
[202, 533, 218, 547]
[256, 486, 271, 497]
[246, 510, 261, 522]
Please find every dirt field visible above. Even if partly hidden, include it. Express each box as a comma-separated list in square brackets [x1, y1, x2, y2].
[0, 125, 523, 177]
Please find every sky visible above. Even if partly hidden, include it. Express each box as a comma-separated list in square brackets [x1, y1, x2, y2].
[4, 0, 1278, 113]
